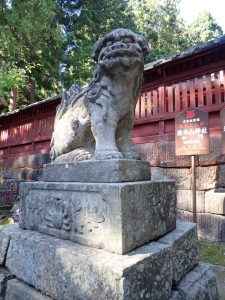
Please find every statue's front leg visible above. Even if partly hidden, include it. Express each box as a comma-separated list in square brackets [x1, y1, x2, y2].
[116, 112, 140, 160]
[90, 103, 123, 160]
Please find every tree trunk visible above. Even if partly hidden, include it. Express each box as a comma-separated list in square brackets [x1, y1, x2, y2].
[29, 78, 36, 103]
[8, 88, 18, 111]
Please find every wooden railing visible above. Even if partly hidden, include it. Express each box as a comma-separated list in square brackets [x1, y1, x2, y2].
[136, 70, 225, 119]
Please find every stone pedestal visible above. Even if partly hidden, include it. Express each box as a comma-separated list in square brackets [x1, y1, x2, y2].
[0, 160, 218, 299]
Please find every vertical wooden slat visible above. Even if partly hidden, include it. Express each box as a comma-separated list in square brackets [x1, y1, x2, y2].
[206, 74, 212, 105]
[153, 90, 158, 115]
[190, 78, 195, 107]
[158, 85, 165, 115]
[182, 81, 188, 109]
[135, 96, 140, 119]
[141, 93, 146, 118]
[175, 83, 180, 111]
[214, 72, 221, 104]
[168, 85, 173, 112]
[197, 77, 204, 106]
[147, 91, 152, 116]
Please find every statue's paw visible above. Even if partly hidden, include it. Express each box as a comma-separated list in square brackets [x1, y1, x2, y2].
[75, 149, 93, 161]
[95, 150, 123, 160]
[122, 151, 141, 160]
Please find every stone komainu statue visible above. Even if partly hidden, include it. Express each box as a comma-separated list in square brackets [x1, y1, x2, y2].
[50, 28, 149, 162]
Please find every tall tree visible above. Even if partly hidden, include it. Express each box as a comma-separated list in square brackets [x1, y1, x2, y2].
[187, 11, 223, 47]
[60, 0, 136, 87]
[128, 0, 189, 62]
[0, 0, 64, 107]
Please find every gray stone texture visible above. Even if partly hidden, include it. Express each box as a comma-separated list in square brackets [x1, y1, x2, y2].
[196, 166, 218, 190]
[51, 29, 149, 161]
[5, 279, 53, 300]
[205, 189, 225, 215]
[43, 160, 151, 183]
[175, 263, 219, 300]
[176, 190, 205, 213]
[176, 209, 194, 222]
[158, 221, 199, 284]
[198, 213, 225, 242]
[151, 167, 191, 189]
[0, 267, 15, 299]
[19, 180, 176, 254]
[3, 225, 173, 300]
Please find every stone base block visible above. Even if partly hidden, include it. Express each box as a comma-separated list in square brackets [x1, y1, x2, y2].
[5, 279, 52, 300]
[0, 225, 217, 300]
[19, 180, 176, 254]
[198, 213, 225, 242]
[2, 225, 173, 300]
[174, 263, 219, 300]
[43, 159, 151, 183]
[158, 221, 199, 284]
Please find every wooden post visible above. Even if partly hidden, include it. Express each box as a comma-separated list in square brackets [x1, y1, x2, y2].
[191, 155, 197, 223]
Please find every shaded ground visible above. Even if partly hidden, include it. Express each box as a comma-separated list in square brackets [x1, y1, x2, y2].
[200, 240, 225, 300]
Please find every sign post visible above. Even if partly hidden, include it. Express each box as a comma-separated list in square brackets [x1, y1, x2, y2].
[175, 108, 209, 223]
[221, 108, 225, 154]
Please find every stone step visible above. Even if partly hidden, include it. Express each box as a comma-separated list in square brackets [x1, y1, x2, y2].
[0, 222, 205, 300]
[43, 160, 151, 183]
[19, 180, 176, 254]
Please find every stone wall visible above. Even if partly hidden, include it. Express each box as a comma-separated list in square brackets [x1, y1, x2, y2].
[135, 132, 225, 242]
[0, 153, 50, 191]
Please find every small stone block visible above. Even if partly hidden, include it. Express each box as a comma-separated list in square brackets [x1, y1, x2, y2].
[176, 263, 219, 300]
[158, 221, 199, 284]
[205, 189, 225, 215]
[3, 226, 173, 300]
[43, 159, 151, 183]
[5, 279, 52, 300]
[19, 180, 176, 254]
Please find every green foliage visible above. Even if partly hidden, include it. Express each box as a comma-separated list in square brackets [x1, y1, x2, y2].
[187, 11, 223, 47]
[128, 0, 189, 62]
[0, 0, 223, 110]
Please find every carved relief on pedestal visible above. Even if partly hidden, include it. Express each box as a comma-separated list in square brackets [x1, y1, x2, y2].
[72, 192, 105, 235]
[44, 196, 71, 231]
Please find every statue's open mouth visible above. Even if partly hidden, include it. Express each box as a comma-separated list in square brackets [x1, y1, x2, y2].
[98, 45, 143, 68]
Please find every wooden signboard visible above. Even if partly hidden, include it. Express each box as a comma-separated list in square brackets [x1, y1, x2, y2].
[221, 108, 225, 154]
[175, 107, 209, 156]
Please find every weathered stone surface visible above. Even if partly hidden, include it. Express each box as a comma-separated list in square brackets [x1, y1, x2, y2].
[19, 180, 176, 254]
[205, 189, 225, 215]
[0, 229, 11, 265]
[43, 160, 151, 183]
[196, 166, 218, 190]
[5, 279, 52, 300]
[199, 133, 225, 166]
[134, 143, 160, 166]
[176, 190, 205, 213]
[217, 164, 225, 188]
[176, 209, 194, 222]
[198, 213, 225, 242]
[3, 225, 173, 300]
[158, 221, 199, 284]
[0, 267, 15, 299]
[51, 29, 149, 161]
[162, 168, 191, 190]
[151, 167, 191, 189]
[176, 263, 219, 300]
[169, 291, 181, 300]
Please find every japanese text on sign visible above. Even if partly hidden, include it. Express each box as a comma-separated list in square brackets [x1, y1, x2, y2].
[175, 108, 209, 156]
